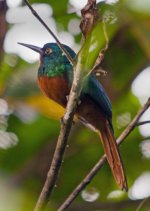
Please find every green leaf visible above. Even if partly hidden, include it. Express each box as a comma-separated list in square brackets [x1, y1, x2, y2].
[78, 22, 118, 74]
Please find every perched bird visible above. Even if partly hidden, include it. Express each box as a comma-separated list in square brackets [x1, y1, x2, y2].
[19, 42, 128, 191]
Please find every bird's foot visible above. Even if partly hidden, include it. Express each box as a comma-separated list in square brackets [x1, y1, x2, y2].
[60, 117, 64, 124]
[60, 117, 75, 125]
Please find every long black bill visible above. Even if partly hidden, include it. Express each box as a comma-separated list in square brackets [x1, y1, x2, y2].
[18, 42, 42, 54]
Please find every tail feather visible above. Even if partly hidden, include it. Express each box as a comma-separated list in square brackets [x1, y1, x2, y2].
[99, 122, 128, 191]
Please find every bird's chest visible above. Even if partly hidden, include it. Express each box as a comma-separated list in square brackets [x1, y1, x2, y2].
[38, 75, 70, 107]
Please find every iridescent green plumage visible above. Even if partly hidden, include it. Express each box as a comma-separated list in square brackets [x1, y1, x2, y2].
[18, 42, 128, 191]
[38, 44, 74, 78]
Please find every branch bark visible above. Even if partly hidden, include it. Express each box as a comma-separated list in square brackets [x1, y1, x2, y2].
[34, 54, 83, 211]
[58, 98, 150, 211]
[80, 0, 99, 38]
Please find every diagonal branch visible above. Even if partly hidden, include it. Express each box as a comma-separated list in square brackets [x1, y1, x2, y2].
[34, 51, 83, 211]
[24, 0, 74, 65]
[58, 98, 150, 211]
[136, 120, 150, 126]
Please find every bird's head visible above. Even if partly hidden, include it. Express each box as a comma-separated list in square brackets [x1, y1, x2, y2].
[18, 42, 76, 77]
[18, 42, 67, 62]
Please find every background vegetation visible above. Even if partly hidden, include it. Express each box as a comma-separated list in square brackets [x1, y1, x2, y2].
[0, 0, 150, 210]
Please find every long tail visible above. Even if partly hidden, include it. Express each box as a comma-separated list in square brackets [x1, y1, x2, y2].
[98, 122, 128, 191]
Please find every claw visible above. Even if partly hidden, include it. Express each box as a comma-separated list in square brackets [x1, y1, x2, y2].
[66, 95, 69, 101]
[60, 117, 64, 124]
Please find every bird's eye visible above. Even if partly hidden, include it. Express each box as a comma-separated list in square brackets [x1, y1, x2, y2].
[45, 48, 52, 55]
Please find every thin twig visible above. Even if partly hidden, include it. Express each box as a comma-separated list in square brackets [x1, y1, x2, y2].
[24, 0, 74, 65]
[136, 197, 150, 211]
[136, 120, 150, 126]
[58, 98, 150, 211]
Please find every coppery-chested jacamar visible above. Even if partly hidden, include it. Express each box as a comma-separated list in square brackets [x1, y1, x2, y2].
[19, 42, 127, 191]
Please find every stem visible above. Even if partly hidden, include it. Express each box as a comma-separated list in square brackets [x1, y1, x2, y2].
[58, 98, 150, 211]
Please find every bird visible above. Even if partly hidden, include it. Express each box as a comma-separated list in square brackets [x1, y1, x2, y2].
[18, 42, 128, 191]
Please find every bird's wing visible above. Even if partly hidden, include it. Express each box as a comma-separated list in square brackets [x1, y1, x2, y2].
[82, 74, 112, 119]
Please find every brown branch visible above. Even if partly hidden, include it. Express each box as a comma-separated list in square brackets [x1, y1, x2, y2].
[23, 0, 74, 65]
[80, 0, 99, 38]
[34, 58, 83, 211]
[58, 97, 150, 211]
[136, 120, 150, 126]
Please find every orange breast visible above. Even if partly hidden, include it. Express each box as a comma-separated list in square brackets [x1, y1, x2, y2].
[38, 75, 70, 107]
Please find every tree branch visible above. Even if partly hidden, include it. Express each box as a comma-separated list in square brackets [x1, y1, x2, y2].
[58, 98, 150, 211]
[136, 120, 150, 126]
[24, 0, 74, 65]
[34, 53, 83, 211]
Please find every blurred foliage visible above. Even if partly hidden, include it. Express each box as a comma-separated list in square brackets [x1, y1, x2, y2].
[0, 0, 150, 211]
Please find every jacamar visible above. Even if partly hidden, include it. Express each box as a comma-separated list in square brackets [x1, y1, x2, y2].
[19, 42, 128, 191]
